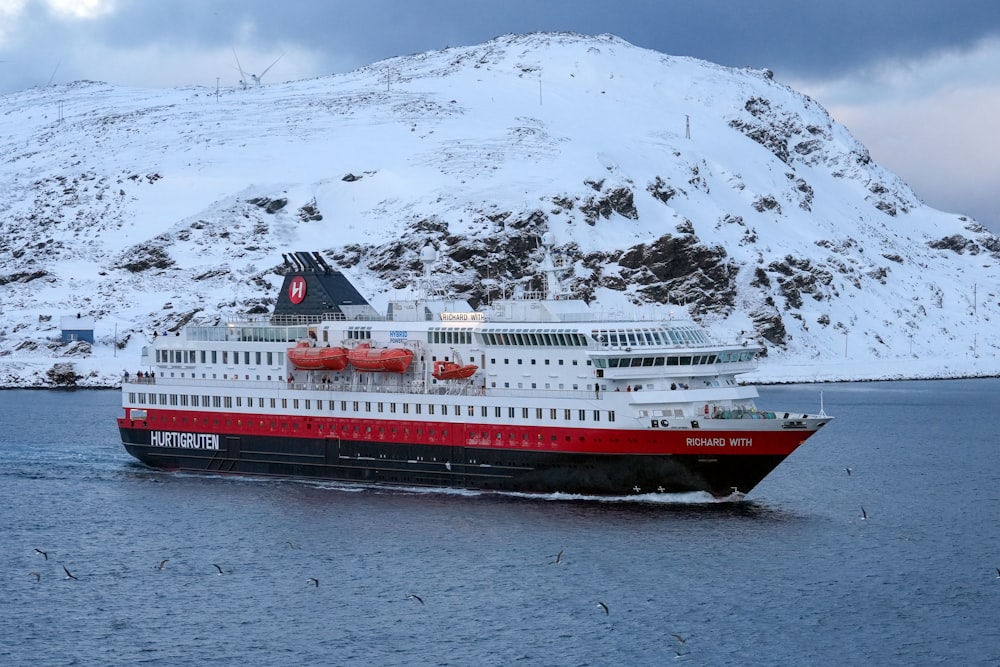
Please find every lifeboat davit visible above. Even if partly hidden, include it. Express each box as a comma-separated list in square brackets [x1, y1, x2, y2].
[287, 342, 349, 371]
[347, 344, 414, 373]
[432, 360, 478, 380]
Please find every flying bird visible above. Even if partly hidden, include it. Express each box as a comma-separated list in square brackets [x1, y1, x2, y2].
[673, 649, 690, 659]
[63, 565, 78, 580]
[307, 577, 319, 587]
[597, 601, 609, 615]
[155, 559, 169, 570]
[845, 467, 852, 476]
[29, 571, 40, 582]
[995, 568, 999, 579]
[860, 506, 868, 520]
[671, 633, 688, 644]
[406, 594, 424, 605]
[213, 563, 225, 575]
[34, 548, 48, 560]
[551, 549, 564, 565]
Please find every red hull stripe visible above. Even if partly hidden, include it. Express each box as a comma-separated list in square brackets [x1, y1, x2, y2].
[118, 408, 813, 456]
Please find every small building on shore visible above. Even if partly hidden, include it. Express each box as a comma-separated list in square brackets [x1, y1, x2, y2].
[60, 314, 95, 344]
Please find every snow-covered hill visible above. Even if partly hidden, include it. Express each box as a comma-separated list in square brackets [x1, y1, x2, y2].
[1, 32, 998, 388]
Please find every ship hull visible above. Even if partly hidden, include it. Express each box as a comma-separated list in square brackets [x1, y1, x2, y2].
[117, 420, 807, 497]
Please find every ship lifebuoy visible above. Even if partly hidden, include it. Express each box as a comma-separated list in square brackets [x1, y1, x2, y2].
[704, 404, 709, 415]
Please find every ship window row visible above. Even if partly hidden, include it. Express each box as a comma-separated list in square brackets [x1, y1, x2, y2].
[186, 325, 305, 342]
[481, 329, 588, 347]
[347, 326, 372, 340]
[127, 392, 614, 423]
[591, 350, 754, 368]
[717, 349, 756, 362]
[590, 327, 710, 347]
[592, 353, 720, 369]
[157, 349, 282, 367]
[428, 328, 473, 345]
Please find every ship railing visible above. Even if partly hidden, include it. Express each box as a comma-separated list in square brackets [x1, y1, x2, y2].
[269, 312, 389, 325]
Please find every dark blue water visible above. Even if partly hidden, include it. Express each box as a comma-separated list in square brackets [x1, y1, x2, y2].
[2, 380, 999, 666]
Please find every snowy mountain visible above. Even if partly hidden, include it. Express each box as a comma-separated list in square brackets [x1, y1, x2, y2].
[1, 32, 998, 388]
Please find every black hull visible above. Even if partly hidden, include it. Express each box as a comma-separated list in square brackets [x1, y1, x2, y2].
[120, 427, 787, 498]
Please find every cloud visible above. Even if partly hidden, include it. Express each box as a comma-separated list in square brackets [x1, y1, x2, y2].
[791, 37, 1000, 230]
[0, 0, 28, 43]
[46, 0, 115, 20]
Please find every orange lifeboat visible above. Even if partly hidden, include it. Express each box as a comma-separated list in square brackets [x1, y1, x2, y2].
[347, 344, 414, 373]
[432, 360, 478, 380]
[287, 342, 349, 371]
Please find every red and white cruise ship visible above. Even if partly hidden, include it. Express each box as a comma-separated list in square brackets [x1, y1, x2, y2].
[117, 236, 832, 498]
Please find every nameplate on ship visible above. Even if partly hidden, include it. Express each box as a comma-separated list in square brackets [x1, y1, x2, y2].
[440, 312, 485, 322]
[151, 431, 220, 450]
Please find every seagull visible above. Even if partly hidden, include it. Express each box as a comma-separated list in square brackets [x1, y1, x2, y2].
[551, 549, 564, 565]
[860, 506, 868, 520]
[307, 577, 319, 587]
[213, 563, 225, 575]
[63, 565, 79, 580]
[29, 571, 40, 582]
[597, 601, 609, 615]
[155, 559, 169, 570]
[671, 633, 688, 644]
[406, 594, 424, 605]
[34, 548, 48, 560]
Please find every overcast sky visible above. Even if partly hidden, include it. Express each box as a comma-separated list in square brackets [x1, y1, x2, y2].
[2, 0, 998, 232]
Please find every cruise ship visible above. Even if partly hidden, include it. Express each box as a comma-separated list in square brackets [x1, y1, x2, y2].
[117, 236, 832, 498]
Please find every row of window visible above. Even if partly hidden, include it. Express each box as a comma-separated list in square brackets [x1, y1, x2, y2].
[591, 349, 755, 369]
[590, 327, 711, 347]
[480, 330, 589, 347]
[156, 349, 282, 366]
[128, 392, 615, 423]
[595, 354, 717, 368]
[186, 324, 307, 343]
[429, 328, 474, 345]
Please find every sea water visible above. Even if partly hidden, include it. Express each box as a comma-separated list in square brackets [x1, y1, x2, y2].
[1, 380, 998, 666]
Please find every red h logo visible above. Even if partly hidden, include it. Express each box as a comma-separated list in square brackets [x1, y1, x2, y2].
[288, 276, 307, 304]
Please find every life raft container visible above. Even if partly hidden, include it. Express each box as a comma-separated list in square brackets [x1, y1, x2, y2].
[346, 344, 414, 373]
[431, 360, 478, 380]
[287, 342, 349, 371]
